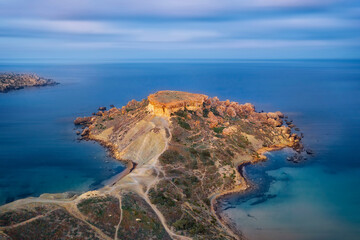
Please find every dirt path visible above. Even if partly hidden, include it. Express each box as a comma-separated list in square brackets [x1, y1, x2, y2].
[114, 193, 123, 240]
[63, 203, 113, 240]
[0, 118, 195, 240]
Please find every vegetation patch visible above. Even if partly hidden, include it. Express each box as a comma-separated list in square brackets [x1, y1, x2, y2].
[118, 192, 171, 240]
[177, 117, 191, 130]
[77, 195, 120, 237]
[174, 110, 188, 118]
[148, 189, 176, 207]
[159, 149, 185, 165]
[212, 126, 225, 134]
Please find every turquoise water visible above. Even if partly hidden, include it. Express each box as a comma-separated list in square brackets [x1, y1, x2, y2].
[0, 60, 359, 239]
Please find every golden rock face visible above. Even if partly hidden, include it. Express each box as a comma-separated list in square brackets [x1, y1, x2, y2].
[148, 90, 207, 116]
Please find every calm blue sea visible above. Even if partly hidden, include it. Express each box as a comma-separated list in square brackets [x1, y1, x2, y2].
[0, 60, 359, 239]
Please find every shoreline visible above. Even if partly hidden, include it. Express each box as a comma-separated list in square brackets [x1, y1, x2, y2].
[210, 143, 293, 239]
[86, 133, 295, 240]
[0, 126, 296, 240]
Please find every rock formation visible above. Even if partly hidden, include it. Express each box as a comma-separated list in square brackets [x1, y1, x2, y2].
[0, 90, 305, 240]
[148, 90, 207, 117]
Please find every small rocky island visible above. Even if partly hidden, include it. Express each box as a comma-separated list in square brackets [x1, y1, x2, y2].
[0, 90, 305, 240]
[0, 73, 58, 93]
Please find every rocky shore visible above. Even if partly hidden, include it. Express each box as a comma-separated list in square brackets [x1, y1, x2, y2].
[0, 73, 58, 93]
[0, 90, 306, 240]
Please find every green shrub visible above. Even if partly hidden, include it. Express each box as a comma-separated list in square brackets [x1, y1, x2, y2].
[149, 189, 175, 207]
[190, 176, 199, 184]
[203, 109, 209, 117]
[188, 160, 198, 169]
[204, 198, 211, 206]
[200, 150, 211, 160]
[212, 126, 225, 134]
[159, 150, 184, 164]
[178, 118, 191, 130]
[174, 110, 188, 118]
[210, 107, 220, 116]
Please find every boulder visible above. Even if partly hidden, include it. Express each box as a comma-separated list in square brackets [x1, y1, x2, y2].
[275, 111, 284, 118]
[216, 105, 226, 117]
[223, 126, 237, 135]
[81, 128, 90, 137]
[208, 111, 219, 128]
[98, 106, 106, 111]
[306, 149, 315, 155]
[267, 112, 279, 119]
[108, 107, 120, 116]
[280, 126, 291, 135]
[226, 107, 237, 118]
[74, 116, 92, 125]
[267, 118, 282, 127]
[242, 103, 255, 113]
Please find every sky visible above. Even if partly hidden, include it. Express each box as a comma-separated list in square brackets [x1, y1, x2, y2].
[0, 0, 359, 62]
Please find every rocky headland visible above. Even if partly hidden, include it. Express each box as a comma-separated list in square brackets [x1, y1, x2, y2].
[0, 73, 58, 93]
[0, 90, 305, 240]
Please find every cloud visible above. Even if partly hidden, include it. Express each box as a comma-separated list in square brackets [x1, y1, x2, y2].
[240, 17, 359, 29]
[3, 19, 121, 35]
[0, 0, 359, 60]
[0, 19, 221, 42]
[0, 0, 346, 20]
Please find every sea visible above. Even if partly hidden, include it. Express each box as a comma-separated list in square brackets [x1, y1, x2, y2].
[0, 60, 359, 239]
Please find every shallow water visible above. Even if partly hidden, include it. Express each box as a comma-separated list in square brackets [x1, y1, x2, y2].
[0, 60, 359, 238]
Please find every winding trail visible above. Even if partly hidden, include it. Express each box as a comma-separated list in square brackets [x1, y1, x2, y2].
[114, 193, 123, 240]
[0, 115, 258, 240]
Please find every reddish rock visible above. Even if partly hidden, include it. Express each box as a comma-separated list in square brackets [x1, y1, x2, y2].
[216, 105, 226, 117]
[74, 117, 92, 125]
[267, 112, 279, 119]
[108, 107, 120, 116]
[223, 126, 237, 135]
[280, 126, 291, 135]
[208, 111, 219, 128]
[267, 118, 282, 127]
[267, 111, 284, 119]
[204, 98, 212, 106]
[242, 103, 255, 113]
[257, 112, 268, 122]
[81, 128, 90, 136]
[212, 96, 220, 104]
[275, 111, 284, 118]
[226, 107, 237, 118]
[195, 108, 203, 117]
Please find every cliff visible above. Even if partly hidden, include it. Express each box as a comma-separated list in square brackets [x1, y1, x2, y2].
[148, 90, 207, 117]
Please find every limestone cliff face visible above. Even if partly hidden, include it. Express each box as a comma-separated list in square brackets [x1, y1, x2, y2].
[148, 90, 207, 117]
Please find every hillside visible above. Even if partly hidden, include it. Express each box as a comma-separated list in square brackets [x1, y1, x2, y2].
[0, 90, 303, 240]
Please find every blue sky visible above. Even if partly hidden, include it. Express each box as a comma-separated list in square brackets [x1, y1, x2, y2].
[0, 0, 359, 61]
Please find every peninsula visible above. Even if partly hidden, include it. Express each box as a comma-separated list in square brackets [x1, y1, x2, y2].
[0, 73, 58, 93]
[0, 90, 303, 240]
